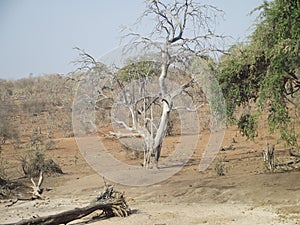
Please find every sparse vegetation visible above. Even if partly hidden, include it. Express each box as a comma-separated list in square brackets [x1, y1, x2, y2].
[214, 156, 227, 176]
[44, 139, 59, 150]
[0, 1, 299, 224]
[20, 149, 63, 177]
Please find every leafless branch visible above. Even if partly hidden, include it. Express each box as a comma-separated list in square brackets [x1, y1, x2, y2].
[30, 170, 44, 199]
[109, 131, 142, 139]
[71, 47, 98, 71]
[122, 0, 227, 58]
[112, 117, 135, 132]
[170, 78, 195, 100]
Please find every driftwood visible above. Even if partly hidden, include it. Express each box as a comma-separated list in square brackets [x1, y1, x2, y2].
[30, 170, 44, 199]
[7, 181, 130, 225]
[6, 171, 45, 207]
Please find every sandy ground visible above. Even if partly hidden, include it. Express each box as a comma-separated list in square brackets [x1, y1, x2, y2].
[1, 128, 300, 225]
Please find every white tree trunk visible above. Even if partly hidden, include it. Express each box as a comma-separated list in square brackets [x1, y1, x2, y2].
[151, 47, 171, 168]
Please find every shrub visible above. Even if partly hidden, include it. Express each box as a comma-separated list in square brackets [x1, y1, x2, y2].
[20, 150, 63, 177]
[214, 156, 226, 176]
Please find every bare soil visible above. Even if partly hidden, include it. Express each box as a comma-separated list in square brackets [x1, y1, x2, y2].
[1, 126, 300, 225]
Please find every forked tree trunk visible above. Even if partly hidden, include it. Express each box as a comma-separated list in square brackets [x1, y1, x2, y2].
[145, 47, 171, 168]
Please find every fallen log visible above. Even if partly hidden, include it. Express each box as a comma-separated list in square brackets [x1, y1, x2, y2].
[10, 200, 126, 225]
[8, 184, 130, 225]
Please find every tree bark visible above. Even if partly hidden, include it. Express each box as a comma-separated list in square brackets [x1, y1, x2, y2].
[150, 44, 171, 168]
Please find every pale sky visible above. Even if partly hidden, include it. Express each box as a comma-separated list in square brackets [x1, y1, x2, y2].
[0, 0, 265, 80]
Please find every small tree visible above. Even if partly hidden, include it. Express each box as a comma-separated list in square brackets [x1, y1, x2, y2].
[74, 0, 225, 168]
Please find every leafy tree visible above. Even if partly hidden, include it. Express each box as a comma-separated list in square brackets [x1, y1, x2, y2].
[218, 0, 300, 145]
[118, 60, 161, 82]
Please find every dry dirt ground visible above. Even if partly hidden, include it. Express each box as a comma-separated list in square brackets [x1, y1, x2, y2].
[1, 127, 300, 225]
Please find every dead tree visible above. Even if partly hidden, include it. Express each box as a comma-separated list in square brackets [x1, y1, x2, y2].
[73, 0, 225, 169]
[121, 0, 225, 168]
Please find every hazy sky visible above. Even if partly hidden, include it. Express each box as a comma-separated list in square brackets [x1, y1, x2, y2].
[0, 0, 265, 80]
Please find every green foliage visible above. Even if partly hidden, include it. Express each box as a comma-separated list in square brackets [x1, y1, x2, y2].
[237, 114, 258, 140]
[218, 0, 300, 145]
[118, 61, 160, 82]
[218, 45, 266, 121]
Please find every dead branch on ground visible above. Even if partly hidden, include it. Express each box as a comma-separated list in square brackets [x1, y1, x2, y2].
[6, 179, 130, 225]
